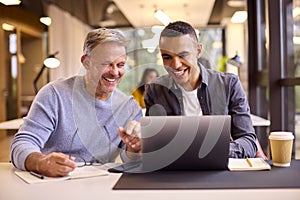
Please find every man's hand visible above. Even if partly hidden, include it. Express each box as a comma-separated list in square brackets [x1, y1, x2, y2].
[25, 152, 77, 177]
[255, 139, 268, 160]
[118, 120, 141, 154]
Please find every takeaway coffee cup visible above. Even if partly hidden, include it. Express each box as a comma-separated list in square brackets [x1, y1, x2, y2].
[269, 131, 294, 167]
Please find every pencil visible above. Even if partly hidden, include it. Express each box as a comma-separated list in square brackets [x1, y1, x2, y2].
[246, 157, 253, 167]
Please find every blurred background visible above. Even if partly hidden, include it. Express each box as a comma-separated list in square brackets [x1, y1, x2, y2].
[0, 0, 299, 162]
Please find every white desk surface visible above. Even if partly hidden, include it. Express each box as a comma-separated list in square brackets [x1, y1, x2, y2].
[250, 114, 271, 127]
[0, 114, 270, 131]
[0, 118, 23, 130]
[0, 163, 299, 200]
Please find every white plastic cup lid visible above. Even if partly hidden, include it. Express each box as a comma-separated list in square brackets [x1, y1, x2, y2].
[269, 131, 294, 140]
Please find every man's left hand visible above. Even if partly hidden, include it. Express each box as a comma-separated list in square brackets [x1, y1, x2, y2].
[118, 120, 141, 153]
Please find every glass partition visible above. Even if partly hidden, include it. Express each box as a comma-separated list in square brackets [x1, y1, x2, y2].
[117, 27, 224, 96]
[294, 0, 300, 159]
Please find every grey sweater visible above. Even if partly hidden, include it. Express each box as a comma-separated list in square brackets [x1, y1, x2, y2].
[10, 76, 142, 170]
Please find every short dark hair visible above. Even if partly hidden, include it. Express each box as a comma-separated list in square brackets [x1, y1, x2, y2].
[160, 21, 198, 42]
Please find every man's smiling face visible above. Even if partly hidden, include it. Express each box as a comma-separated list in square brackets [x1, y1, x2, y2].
[159, 34, 202, 90]
[84, 41, 126, 99]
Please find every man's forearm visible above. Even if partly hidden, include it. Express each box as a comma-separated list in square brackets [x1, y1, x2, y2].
[229, 136, 257, 158]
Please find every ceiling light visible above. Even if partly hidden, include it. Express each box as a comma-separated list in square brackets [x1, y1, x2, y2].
[0, 0, 21, 5]
[227, 0, 246, 7]
[154, 9, 171, 26]
[40, 17, 52, 26]
[2, 23, 15, 31]
[231, 11, 247, 23]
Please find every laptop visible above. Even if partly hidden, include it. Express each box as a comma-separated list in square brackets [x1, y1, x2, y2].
[108, 115, 231, 173]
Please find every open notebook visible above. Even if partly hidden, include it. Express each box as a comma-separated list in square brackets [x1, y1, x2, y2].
[15, 165, 108, 184]
[228, 158, 271, 171]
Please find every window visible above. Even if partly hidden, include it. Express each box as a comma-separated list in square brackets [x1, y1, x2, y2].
[118, 27, 224, 95]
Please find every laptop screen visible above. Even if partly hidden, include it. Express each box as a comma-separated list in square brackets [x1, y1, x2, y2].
[140, 115, 231, 172]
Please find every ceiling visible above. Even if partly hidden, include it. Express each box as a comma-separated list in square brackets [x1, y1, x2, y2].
[19, 0, 246, 28]
[114, 0, 214, 28]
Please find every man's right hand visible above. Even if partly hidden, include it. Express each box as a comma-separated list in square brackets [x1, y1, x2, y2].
[25, 152, 77, 177]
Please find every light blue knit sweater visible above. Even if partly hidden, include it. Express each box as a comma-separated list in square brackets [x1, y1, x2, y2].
[10, 76, 142, 170]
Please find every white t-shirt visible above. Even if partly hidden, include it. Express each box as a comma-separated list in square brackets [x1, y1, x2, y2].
[180, 87, 203, 116]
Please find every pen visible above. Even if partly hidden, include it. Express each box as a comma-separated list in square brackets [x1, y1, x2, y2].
[30, 171, 44, 179]
[246, 157, 253, 167]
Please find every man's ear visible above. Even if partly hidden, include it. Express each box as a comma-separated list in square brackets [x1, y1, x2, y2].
[81, 55, 90, 69]
[196, 44, 202, 58]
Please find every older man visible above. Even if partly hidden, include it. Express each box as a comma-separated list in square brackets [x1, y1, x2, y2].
[11, 28, 142, 177]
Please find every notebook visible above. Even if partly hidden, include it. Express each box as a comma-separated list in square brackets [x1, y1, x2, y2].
[109, 115, 231, 173]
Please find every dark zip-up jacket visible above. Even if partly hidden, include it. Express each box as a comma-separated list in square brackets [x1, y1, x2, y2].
[144, 64, 257, 158]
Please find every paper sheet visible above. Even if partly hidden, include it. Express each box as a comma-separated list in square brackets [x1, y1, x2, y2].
[15, 165, 109, 184]
[228, 158, 271, 171]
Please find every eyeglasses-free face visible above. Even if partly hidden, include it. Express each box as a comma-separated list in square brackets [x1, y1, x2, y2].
[159, 34, 202, 91]
[82, 42, 127, 100]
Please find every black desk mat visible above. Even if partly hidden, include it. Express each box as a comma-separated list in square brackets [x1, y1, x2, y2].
[113, 160, 300, 190]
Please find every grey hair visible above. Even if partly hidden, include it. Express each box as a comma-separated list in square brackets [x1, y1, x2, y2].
[83, 28, 129, 55]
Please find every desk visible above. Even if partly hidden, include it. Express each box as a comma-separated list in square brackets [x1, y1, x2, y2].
[142, 109, 270, 127]
[0, 118, 23, 130]
[0, 163, 299, 200]
[0, 115, 269, 130]
[250, 114, 270, 127]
